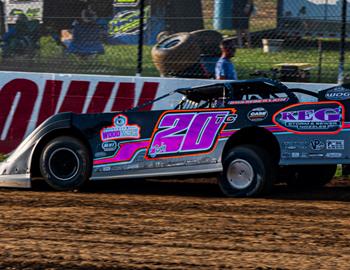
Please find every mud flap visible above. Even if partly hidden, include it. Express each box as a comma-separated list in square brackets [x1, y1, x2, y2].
[0, 174, 31, 188]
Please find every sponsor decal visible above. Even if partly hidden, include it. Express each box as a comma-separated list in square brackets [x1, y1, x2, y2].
[109, 6, 150, 37]
[95, 152, 107, 158]
[325, 86, 350, 101]
[102, 166, 112, 172]
[325, 153, 342, 158]
[291, 152, 300, 158]
[228, 97, 288, 105]
[247, 107, 268, 122]
[282, 141, 308, 150]
[147, 109, 237, 158]
[309, 139, 325, 151]
[282, 152, 308, 158]
[273, 102, 344, 134]
[326, 140, 345, 150]
[308, 153, 324, 158]
[113, 0, 140, 7]
[102, 141, 118, 152]
[100, 115, 141, 141]
[282, 152, 308, 159]
[5, 0, 43, 24]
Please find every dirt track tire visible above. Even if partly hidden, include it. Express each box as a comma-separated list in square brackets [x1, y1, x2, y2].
[190, 29, 223, 55]
[156, 31, 171, 42]
[286, 165, 337, 189]
[151, 32, 201, 75]
[39, 136, 91, 191]
[219, 145, 275, 197]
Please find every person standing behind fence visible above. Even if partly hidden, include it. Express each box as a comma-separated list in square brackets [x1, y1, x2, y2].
[215, 39, 237, 80]
[232, 0, 254, 48]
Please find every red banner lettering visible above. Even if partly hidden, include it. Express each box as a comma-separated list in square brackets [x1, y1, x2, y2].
[0, 79, 38, 153]
[59, 81, 90, 113]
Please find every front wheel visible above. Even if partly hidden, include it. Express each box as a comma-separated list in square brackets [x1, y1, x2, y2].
[39, 136, 91, 191]
[219, 145, 275, 197]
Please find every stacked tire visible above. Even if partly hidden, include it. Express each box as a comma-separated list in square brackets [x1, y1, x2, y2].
[152, 30, 223, 77]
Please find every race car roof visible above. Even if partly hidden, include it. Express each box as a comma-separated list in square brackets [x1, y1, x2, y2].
[175, 79, 285, 102]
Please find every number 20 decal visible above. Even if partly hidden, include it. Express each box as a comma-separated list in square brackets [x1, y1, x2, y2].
[147, 109, 237, 158]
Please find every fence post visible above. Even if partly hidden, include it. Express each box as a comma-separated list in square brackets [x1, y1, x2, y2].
[338, 0, 347, 84]
[136, 0, 145, 76]
[317, 39, 323, 83]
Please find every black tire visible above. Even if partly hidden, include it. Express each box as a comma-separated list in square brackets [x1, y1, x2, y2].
[39, 136, 91, 191]
[286, 165, 337, 189]
[151, 32, 201, 75]
[219, 145, 275, 197]
[156, 31, 171, 42]
[190, 29, 223, 55]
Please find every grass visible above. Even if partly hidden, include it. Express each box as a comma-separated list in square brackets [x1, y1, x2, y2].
[1, 34, 348, 84]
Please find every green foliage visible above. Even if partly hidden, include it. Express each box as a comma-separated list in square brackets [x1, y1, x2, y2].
[0, 153, 5, 162]
[11, 36, 350, 83]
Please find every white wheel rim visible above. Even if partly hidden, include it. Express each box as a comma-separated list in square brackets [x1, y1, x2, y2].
[227, 159, 254, 190]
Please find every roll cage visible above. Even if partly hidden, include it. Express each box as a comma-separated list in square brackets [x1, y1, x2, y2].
[128, 79, 320, 112]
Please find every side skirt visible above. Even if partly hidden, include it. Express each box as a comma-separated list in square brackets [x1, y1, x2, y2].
[0, 174, 31, 188]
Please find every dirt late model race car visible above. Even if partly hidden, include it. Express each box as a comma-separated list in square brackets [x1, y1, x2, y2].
[1, 78, 350, 197]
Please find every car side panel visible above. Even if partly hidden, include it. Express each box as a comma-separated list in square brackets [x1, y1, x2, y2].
[72, 110, 237, 180]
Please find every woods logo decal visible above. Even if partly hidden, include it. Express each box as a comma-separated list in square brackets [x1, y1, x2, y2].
[273, 102, 344, 134]
[101, 115, 141, 141]
[325, 86, 350, 101]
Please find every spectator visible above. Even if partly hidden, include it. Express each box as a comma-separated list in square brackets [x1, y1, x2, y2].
[65, 2, 105, 57]
[80, 3, 98, 24]
[215, 39, 237, 80]
[2, 14, 40, 58]
[232, 0, 254, 48]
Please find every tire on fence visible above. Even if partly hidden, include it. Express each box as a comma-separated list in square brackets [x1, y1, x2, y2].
[190, 29, 223, 55]
[152, 32, 201, 75]
[286, 165, 337, 189]
[156, 31, 171, 43]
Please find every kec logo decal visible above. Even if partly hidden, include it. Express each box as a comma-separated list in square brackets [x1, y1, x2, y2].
[273, 102, 344, 134]
[100, 115, 140, 142]
[148, 109, 237, 158]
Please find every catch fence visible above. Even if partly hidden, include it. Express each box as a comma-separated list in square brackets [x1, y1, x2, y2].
[0, 0, 349, 83]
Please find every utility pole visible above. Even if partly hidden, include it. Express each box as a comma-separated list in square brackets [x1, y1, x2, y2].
[136, 0, 145, 76]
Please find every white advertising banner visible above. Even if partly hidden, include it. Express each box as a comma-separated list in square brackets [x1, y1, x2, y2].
[0, 71, 335, 153]
[4, 0, 43, 24]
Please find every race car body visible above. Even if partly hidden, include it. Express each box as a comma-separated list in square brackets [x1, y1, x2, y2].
[1, 78, 349, 197]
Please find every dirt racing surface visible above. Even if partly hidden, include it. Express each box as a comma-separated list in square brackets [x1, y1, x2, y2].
[1, 178, 350, 270]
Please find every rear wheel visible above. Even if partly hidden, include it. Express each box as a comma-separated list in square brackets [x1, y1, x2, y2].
[39, 136, 91, 191]
[219, 145, 275, 197]
[285, 165, 337, 189]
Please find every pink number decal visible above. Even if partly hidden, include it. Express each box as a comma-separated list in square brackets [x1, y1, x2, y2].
[181, 112, 228, 152]
[149, 113, 195, 156]
[148, 110, 235, 158]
